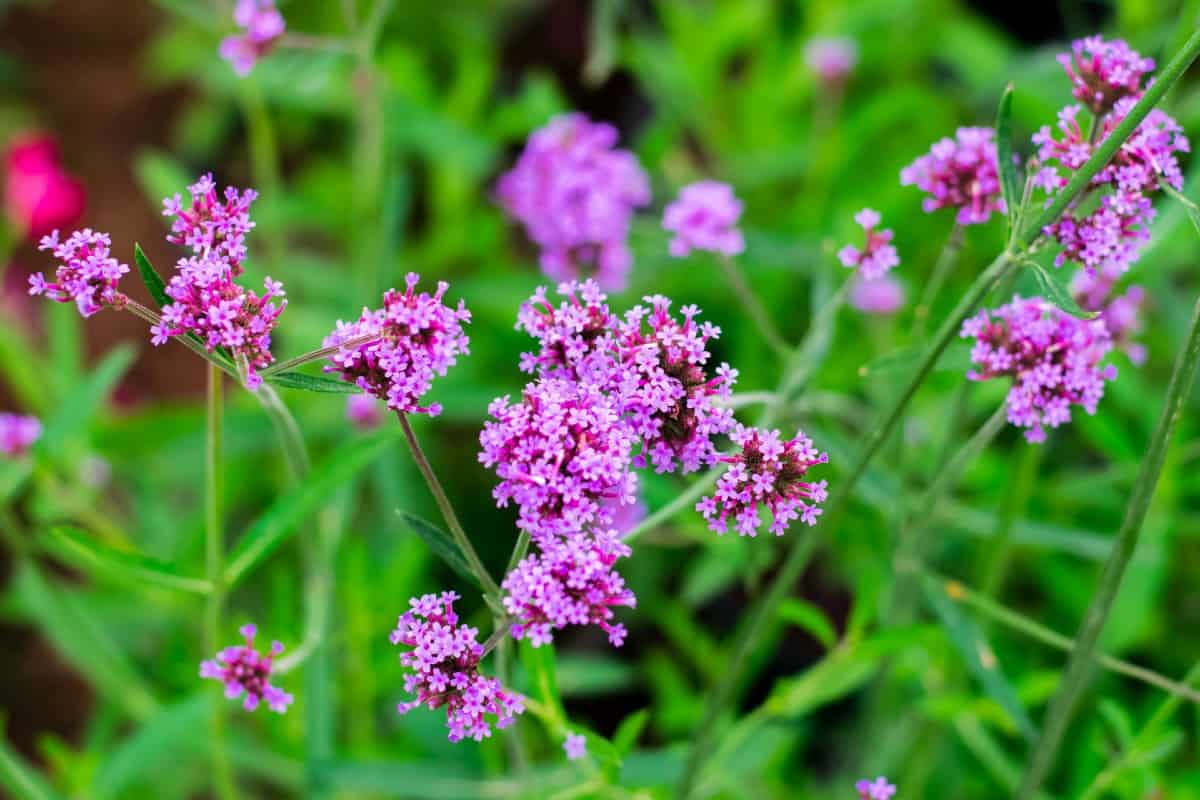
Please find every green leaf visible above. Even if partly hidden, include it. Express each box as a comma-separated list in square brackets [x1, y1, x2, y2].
[314, 761, 574, 798]
[612, 709, 650, 756]
[520, 639, 567, 727]
[224, 427, 396, 586]
[922, 575, 1037, 740]
[396, 509, 478, 587]
[995, 83, 1022, 228]
[776, 598, 837, 650]
[92, 695, 210, 799]
[0, 718, 64, 800]
[1029, 261, 1096, 319]
[42, 527, 211, 595]
[265, 371, 361, 394]
[133, 244, 171, 308]
[38, 345, 136, 458]
[1160, 182, 1200, 235]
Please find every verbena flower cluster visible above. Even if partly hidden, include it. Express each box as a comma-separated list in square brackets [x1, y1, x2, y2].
[219, 0, 285, 76]
[857, 776, 897, 800]
[962, 296, 1117, 443]
[1058, 35, 1154, 114]
[0, 413, 40, 458]
[662, 181, 745, 258]
[324, 273, 470, 417]
[200, 623, 293, 713]
[31, 229, 129, 317]
[496, 113, 650, 290]
[901, 127, 1006, 225]
[697, 424, 829, 536]
[838, 208, 900, 279]
[154, 174, 286, 389]
[390, 592, 524, 742]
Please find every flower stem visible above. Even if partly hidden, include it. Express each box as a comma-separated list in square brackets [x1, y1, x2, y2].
[260, 334, 379, 377]
[203, 364, 237, 800]
[397, 413, 502, 603]
[913, 223, 965, 338]
[1015, 292, 1200, 799]
[718, 255, 789, 357]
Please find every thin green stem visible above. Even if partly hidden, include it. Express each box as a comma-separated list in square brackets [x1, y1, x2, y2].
[913, 223, 965, 338]
[397, 414, 502, 603]
[718, 256, 789, 357]
[260, 334, 379, 377]
[204, 365, 236, 800]
[979, 441, 1043, 598]
[1015, 291, 1200, 798]
[624, 472, 717, 544]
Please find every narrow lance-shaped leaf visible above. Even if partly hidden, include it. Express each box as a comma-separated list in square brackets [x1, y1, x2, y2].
[265, 371, 362, 394]
[133, 243, 171, 308]
[42, 527, 212, 595]
[38, 345, 136, 458]
[396, 510, 479, 588]
[1029, 260, 1096, 320]
[995, 83, 1022, 230]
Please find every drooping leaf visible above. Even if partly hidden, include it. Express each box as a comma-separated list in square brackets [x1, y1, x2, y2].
[224, 428, 397, 586]
[265, 371, 361, 394]
[396, 509, 478, 587]
[133, 243, 171, 308]
[776, 598, 838, 650]
[42, 527, 211, 595]
[1029, 260, 1096, 319]
[995, 83, 1022, 229]
[38, 345, 136, 459]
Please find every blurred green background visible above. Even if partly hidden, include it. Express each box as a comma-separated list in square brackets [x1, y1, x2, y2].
[3, 0, 1200, 797]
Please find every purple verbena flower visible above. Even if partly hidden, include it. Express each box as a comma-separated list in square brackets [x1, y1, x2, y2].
[961, 295, 1117, 443]
[219, 0, 285, 76]
[390, 591, 524, 742]
[805, 37, 858, 85]
[900, 127, 1007, 225]
[502, 531, 636, 648]
[1058, 36, 1154, 114]
[851, 275, 905, 315]
[563, 732, 587, 760]
[200, 623, 293, 713]
[1071, 264, 1147, 364]
[697, 424, 829, 537]
[662, 181, 745, 258]
[324, 273, 470, 417]
[856, 776, 897, 800]
[496, 113, 651, 290]
[0, 413, 41, 458]
[154, 174, 286, 389]
[838, 209, 899, 280]
[31, 228, 129, 317]
[346, 393, 384, 430]
[515, 280, 620, 384]
[480, 378, 637, 545]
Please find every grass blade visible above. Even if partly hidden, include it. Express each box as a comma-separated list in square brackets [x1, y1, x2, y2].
[42, 527, 211, 595]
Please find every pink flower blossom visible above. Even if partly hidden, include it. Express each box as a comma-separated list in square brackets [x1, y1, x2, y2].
[662, 181, 745, 258]
[857, 776, 897, 800]
[804, 37, 858, 85]
[900, 127, 1006, 225]
[219, 0, 285, 76]
[4, 134, 85, 240]
[346, 394, 384, 429]
[0, 413, 40, 458]
[1071, 265, 1147, 364]
[564, 732, 587, 760]
[31, 229, 129, 317]
[1058, 36, 1154, 114]
[851, 275, 905, 316]
[200, 623, 293, 713]
[838, 209, 899, 279]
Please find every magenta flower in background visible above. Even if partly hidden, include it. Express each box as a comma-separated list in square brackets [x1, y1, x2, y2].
[851, 275, 905, 316]
[325, 273, 470, 417]
[857, 776, 897, 800]
[563, 732, 587, 760]
[697, 424, 829, 537]
[480, 378, 637, 545]
[838, 209, 899, 280]
[962, 296, 1117, 443]
[662, 181, 745, 258]
[1058, 35, 1154, 114]
[615, 295, 737, 473]
[345, 393, 384, 429]
[153, 174, 286, 389]
[605, 494, 646, 536]
[390, 592, 524, 742]
[4, 134, 85, 240]
[502, 531, 636, 648]
[805, 37, 858, 85]
[0, 413, 40, 458]
[496, 113, 650, 291]
[219, 0, 285, 76]
[200, 623, 292, 713]
[30, 229, 129, 317]
[900, 127, 1006, 225]
[1071, 265, 1147, 364]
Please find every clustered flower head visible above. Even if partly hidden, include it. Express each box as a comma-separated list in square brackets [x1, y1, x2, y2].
[1058, 35, 1154, 114]
[1072, 264, 1147, 364]
[962, 296, 1116, 443]
[502, 531, 636, 648]
[662, 181, 745, 258]
[697, 424, 829, 537]
[496, 113, 650, 291]
[200, 624, 293, 713]
[900, 127, 1006, 225]
[220, 0, 285, 76]
[1034, 48, 1188, 277]
[153, 174, 286, 389]
[515, 280, 620, 383]
[838, 209, 900, 280]
[0, 413, 40, 458]
[30, 229, 129, 317]
[390, 592, 524, 742]
[851, 275, 905, 316]
[805, 36, 858, 85]
[324, 273, 470, 417]
[5, 134, 85, 240]
[857, 776, 897, 800]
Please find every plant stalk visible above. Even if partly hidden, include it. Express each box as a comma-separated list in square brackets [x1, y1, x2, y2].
[718, 255, 790, 357]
